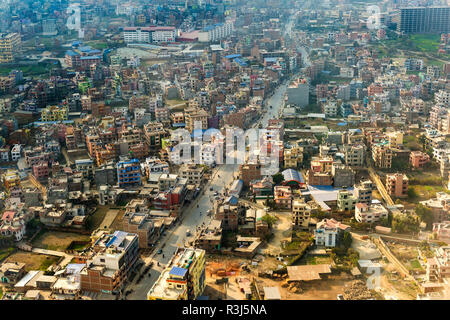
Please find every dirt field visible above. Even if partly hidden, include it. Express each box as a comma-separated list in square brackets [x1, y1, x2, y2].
[377, 261, 419, 300]
[32, 231, 90, 251]
[205, 254, 355, 300]
[264, 211, 291, 255]
[5, 251, 59, 271]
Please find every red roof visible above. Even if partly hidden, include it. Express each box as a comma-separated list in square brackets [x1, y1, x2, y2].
[2, 211, 16, 221]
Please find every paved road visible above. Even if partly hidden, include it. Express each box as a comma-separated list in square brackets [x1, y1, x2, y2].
[127, 15, 306, 300]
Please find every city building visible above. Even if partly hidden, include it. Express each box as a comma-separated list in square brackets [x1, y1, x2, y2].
[386, 173, 409, 198]
[147, 248, 206, 300]
[80, 230, 139, 293]
[117, 159, 142, 188]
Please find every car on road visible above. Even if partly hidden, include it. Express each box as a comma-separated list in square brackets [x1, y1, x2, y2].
[210, 187, 213, 191]
[186, 229, 191, 236]
[337, 294, 345, 300]
[157, 249, 162, 254]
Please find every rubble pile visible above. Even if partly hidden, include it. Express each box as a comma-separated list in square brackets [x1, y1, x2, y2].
[287, 282, 303, 294]
[343, 280, 378, 300]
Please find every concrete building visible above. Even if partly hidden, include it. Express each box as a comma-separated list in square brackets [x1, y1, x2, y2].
[314, 218, 350, 247]
[397, 7, 450, 34]
[386, 173, 409, 198]
[354, 180, 373, 205]
[117, 159, 142, 188]
[80, 230, 139, 293]
[198, 22, 234, 42]
[410, 151, 430, 169]
[0, 33, 21, 63]
[292, 199, 311, 230]
[287, 78, 309, 107]
[337, 189, 358, 211]
[355, 203, 388, 224]
[147, 248, 206, 300]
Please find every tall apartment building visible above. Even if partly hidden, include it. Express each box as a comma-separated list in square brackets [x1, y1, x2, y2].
[287, 78, 309, 107]
[372, 144, 393, 168]
[0, 33, 21, 63]
[117, 159, 142, 188]
[292, 199, 312, 230]
[337, 189, 358, 211]
[198, 22, 234, 42]
[343, 144, 365, 167]
[147, 248, 206, 300]
[386, 173, 409, 198]
[396, 7, 450, 34]
[184, 107, 208, 133]
[354, 180, 373, 205]
[80, 230, 139, 293]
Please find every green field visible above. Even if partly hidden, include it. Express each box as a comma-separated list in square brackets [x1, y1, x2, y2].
[409, 34, 441, 53]
[0, 62, 59, 76]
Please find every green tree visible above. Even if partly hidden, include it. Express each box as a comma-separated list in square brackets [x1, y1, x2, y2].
[261, 214, 277, 229]
[415, 204, 434, 230]
[272, 173, 284, 185]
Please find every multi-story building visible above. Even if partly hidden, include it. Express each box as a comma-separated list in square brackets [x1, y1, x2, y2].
[198, 22, 234, 42]
[284, 147, 303, 169]
[123, 27, 176, 43]
[75, 159, 95, 180]
[323, 101, 338, 118]
[80, 230, 139, 293]
[372, 144, 393, 168]
[396, 7, 450, 34]
[354, 180, 373, 205]
[147, 248, 206, 300]
[239, 163, 262, 186]
[343, 144, 365, 167]
[420, 192, 450, 223]
[117, 159, 142, 188]
[287, 78, 309, 107]
[292, 199, 311, 230]
[355, 203, 388, 224]
[386, 173, 409, 198]
[179, 164, 204, 185]
[273, 186, 293, 209]
[314, 218, 350, 247]
[337, 189, 358, 211]
[41, 105, 68, 122]
[410, 151, 431, 169]
[184, 107, 208, 133]
[0, 33, 21, 63]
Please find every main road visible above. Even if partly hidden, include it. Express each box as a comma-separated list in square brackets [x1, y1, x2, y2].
[127, 14, 309, 300]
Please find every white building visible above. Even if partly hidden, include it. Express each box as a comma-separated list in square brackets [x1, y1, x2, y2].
[198, 21, 234, 42]
[11, 144, 21, 161]
[355, 203, 388, 223]
[123, 27, 176, 43]
[314, 218, 350, 247]
[324, 101, 338, 118]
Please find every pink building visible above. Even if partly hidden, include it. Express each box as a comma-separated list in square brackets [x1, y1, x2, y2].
[410, 151, 431, 169]
[32, 161, 49, 181]
[274, 186, 293, 209]
[386, 173, 409, 198]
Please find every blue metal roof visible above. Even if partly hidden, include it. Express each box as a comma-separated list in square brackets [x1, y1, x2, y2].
[80, 55, 100, 60]
[282, 169, 305, 184]
[66, 50, 79, 57]
[224, 54, 241, 60]
[169, 266, 188, 277]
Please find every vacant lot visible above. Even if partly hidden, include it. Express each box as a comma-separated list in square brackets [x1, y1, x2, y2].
[32, 231, 90, 252]
[5, 251, 59, 271]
